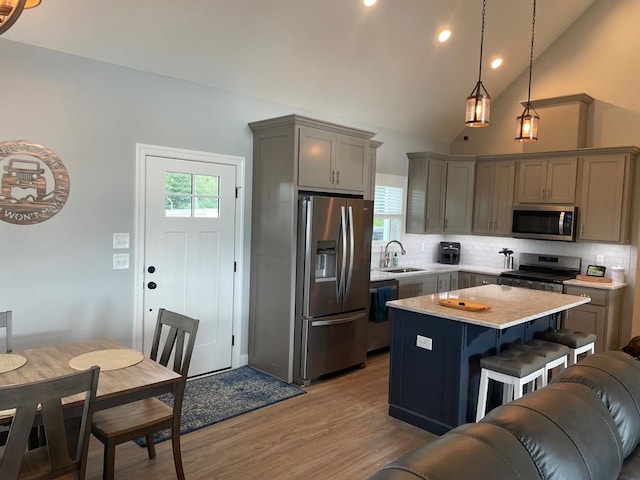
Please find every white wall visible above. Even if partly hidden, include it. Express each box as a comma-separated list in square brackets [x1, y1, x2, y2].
[0, 38, 439, 356]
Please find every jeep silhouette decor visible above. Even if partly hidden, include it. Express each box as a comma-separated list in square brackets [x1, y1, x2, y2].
[0, 141, 70, 225]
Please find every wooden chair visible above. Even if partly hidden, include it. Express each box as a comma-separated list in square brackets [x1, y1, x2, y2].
[0, 366, 100, 480]
[91, 308, 200, 480]
[0, 310, 12, 353]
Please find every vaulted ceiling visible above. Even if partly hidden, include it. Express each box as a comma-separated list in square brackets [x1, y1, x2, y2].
[2, 0, 595, 143]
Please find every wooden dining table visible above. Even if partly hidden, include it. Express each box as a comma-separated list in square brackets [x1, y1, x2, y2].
[0, 338, 181, 415]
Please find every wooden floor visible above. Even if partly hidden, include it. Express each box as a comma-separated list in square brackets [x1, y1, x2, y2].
[84, 350, 435, 479]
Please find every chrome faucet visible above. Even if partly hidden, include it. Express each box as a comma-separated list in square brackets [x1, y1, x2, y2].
[383, 240, 406, 268]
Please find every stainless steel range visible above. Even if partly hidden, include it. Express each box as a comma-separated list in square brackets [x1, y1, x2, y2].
[499, 253, 581, 293]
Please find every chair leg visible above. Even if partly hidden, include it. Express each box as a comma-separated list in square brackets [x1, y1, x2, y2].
[103, 439, 117, 480]
[145, 434, 156, 459]
[171, 429, 185, 480]
[476, 369, 490, 421]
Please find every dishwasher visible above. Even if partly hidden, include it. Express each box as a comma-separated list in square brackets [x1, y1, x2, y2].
[367, 278, 399, 352]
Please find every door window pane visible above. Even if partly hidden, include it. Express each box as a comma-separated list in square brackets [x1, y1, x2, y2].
[165, 172, 221, 218]
[165, 196, 192, 217]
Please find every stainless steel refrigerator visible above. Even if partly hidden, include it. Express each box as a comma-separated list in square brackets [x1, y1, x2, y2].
[293, 195, 373, 385]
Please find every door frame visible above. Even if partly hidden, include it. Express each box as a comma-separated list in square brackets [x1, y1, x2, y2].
[133, 143, 246, 370]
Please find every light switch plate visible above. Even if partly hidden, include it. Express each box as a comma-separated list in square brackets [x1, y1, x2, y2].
[113, 253, 130, 270]
[113, 233, 130, 249]
[596, 255, 605, 266]
[416, 335, 433, 350]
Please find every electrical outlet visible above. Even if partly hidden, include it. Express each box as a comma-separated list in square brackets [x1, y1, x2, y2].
[113, 232, 130, 249]
[596, 255, 605, 266]
[416, 335, 432, 350]
[113, 253, 130, 270]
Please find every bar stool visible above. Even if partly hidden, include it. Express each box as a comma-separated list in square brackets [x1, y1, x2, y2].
[476, 349, 547, 421]
[535, 328, 596, 365]
[510, 339, 570, 385]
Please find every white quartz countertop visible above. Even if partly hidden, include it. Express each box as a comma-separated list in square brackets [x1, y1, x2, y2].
[370, 263, 506, 282]
[563, 279, 628, 290]
[386, 284, 591, 329]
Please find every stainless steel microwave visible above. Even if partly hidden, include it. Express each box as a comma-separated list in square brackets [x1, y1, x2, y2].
[511, 205, 577, 241]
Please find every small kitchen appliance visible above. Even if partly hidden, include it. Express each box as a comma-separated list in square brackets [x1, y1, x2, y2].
[499, 253, 581, 293]
[438, 242, 461, 265]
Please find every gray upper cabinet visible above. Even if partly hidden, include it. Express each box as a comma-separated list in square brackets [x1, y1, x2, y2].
[406, 153, 474, 234]
[298, 126, 370, 194]
[516, 157, 577, 204]
[406, 155, 446, 233]
[444, 160, 475, 233]
[577, 153, 633, 243]
[473, 160, 515, 235]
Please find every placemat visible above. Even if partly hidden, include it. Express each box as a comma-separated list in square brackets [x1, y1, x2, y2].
[0, 353, 27, 374]
[68, 348, 144, 371]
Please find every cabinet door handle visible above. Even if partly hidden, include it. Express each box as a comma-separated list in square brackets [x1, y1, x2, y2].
[331, 170, 336, 184]
[488, 220, 492, 230]
[336, 170, 340, 184]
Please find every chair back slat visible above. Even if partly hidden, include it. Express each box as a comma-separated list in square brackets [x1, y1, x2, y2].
[158, 326, 178, 368]
[151, 308, 199, 378]
[41, 398, 73, 470]
[0, 310, 12, 353]
[0, 366, 99, 480]
[0, 406, 38, 478]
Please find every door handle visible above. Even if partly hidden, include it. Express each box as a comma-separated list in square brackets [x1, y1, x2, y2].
[147, 281, 157, 289]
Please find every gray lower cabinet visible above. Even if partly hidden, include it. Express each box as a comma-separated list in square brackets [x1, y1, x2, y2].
[563, 285, 625, 352]
[398, 272, 458, 299]
[458, 272, 499, 289]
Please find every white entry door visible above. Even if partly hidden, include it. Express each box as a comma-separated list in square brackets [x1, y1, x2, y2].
[143, 155, 236, 377]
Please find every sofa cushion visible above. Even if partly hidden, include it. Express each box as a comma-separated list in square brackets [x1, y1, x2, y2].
[367, 422, 541, 480]
[619, 443, 640, 480]
[481, 382, 623, 480]
[552, 351, 640, 457]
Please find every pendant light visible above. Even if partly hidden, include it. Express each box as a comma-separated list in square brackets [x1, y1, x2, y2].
[465, 0, 491, 127]
[0, 0, 40, 36]
[516, 0, 539, 142]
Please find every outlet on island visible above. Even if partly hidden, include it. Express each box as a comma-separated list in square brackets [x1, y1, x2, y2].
[416, 335, 433, 350]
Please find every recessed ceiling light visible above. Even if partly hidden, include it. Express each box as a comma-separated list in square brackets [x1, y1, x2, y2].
[438, 29, 451, 43]
[364, 0, 377, 6]
[491, 58, 503, 69]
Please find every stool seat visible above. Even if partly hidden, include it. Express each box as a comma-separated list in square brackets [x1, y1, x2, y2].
[480, 350, 548, 377]
[476, 349, 547, 421]
[534, 328, 596, 365]
[511, 339, 570, 384]
[535, 328, 596, 349]
[511, 339, 570, 362]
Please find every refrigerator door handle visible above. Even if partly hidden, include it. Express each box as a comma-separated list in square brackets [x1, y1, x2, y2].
[302, 198, 313, 316]
[345, 205, 355, 299]
[338, 205, 348, 301]
[310, 311, 364, 327]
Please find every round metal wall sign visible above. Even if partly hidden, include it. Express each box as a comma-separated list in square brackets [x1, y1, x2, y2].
[0, 141, 70, 225]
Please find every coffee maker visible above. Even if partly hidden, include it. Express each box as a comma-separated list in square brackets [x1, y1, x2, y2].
[438, 242, 460, 264]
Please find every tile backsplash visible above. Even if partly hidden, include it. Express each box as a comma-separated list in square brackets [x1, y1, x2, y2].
[373, 234, 631, 278]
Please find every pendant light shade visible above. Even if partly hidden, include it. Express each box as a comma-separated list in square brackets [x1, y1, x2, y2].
[465, 0, 491, 127]
[515, 104, 539, 142]
[0, 0, 40, 36]
[516, 0, 539, 142]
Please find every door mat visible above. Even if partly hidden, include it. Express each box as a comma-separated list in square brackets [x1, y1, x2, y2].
[135, 365, 305, 446]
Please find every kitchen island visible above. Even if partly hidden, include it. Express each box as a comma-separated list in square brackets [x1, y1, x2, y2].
[387, 284, 591, 434]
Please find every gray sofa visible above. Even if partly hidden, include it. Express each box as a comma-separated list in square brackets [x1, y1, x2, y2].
[369, 351, 640, 480]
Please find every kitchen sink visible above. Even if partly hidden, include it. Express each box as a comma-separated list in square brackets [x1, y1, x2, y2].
[384, 267, 425, 273]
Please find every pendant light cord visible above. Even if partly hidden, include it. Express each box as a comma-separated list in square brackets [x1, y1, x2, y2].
[477, 0, 487, 83]
[526, 0, 537, 105]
